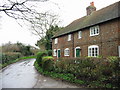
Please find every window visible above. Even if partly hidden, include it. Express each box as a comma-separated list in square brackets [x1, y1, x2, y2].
[88, 45, 99, 57]
[90, 26, 99, 36]
[68, 34, 71, 41]
[64, 48, 70, 56]
[78, 31, 82, 39]
[54, 38, 58, 44]
[53, 49, 57, 56]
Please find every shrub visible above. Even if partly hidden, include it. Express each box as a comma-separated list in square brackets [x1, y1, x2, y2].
[35, 56, 120, 88]
[54, 57, 120, 88]
[47, 50, 52, 56]
[1, 52, 22, 64]
[36, 51, 47, 66]
[42, 56, 54, 71]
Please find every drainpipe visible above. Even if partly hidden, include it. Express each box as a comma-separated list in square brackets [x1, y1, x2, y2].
[72, 33, 74, 57]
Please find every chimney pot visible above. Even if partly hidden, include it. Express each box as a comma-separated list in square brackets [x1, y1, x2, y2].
[86, 2, 96, 15]
[90, 2, 94, 6]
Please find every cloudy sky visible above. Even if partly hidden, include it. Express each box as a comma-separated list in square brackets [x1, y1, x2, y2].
[0, 0, 119, 47]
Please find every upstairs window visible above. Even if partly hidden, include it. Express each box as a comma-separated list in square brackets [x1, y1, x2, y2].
[90, 26, 99, 36]
[68, 34, 71, 41]
[78, 31, 82, 39]
[88, 45, 99, 57]
[64, 48, 70, 56]
[53, 49, 57, 56]
[54, 38, 58, 44]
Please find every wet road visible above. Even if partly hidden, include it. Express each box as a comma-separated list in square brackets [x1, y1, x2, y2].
[1, 59, 79, 88]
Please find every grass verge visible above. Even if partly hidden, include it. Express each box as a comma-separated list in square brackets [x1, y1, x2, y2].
[0, 55, 36, 69]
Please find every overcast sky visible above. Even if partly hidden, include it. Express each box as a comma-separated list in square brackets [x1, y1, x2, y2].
[0, 0, 119, 47]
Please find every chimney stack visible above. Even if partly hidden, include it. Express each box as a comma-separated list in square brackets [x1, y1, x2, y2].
[86, 2, 96, 15]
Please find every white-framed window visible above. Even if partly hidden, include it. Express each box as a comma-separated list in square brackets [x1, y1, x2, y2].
[54, 38, 58, 44]
[68, 34, 71, 41]
[64, 48, 70, 56]
[53, 49, 57, 56]
[78, 31, 82, 39]
[88, 45, 99, 57]
[118, 46, 120, 57]
[90, 26, 99, 36]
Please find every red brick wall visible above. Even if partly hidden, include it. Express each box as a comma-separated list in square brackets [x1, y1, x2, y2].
[52, 18, 120, 59]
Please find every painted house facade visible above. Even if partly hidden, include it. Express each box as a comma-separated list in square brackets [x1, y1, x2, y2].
[52, 2, 120, 59]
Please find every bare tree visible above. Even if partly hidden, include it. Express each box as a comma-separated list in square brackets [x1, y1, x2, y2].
[29, 12, 60, 38]
[0, 0, 49, 20]
[0, 0, 60, 39]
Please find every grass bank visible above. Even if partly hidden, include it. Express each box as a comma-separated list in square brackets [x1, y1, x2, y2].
[0, 55, 36, 69]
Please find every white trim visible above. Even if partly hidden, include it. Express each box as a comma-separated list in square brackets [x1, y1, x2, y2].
[118, 46, 120, 57]
[75, 47, 81, 58]
[88, 45, 99, 57]
[78, 31, 82, 39]
[90, 25, 99, 36]
[57, 49, 60, 58]
[64, 48, 70, 56]
[54, 38, 58, 44]
[68, 34, 71, 41]
[53, 49, 57, 56]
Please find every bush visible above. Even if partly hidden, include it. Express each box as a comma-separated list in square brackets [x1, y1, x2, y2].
[36, 51, 47, 66]
[53, 57, 120, 88]
[42, 56, 54, 71]
[1, 52, 22, 64]
[34, 56, 120, 88]
[47, 50, 52, 56]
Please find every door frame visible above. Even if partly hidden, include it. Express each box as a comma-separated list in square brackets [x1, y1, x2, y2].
[75, 47, 81, 58]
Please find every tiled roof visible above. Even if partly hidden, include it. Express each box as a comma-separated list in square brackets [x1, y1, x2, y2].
[53, 1, 120, 38]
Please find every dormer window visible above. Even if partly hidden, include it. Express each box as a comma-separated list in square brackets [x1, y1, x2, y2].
[78, 31, 82, 39]
[68, 34, 71, 41]
[90, 26, 99, 36]
[54, 38, 58, 44]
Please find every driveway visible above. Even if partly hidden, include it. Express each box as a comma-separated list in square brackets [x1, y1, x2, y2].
[0, 59, 79, 88]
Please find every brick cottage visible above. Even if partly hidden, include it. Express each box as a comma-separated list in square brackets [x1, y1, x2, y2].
[52, 1, 120, 59]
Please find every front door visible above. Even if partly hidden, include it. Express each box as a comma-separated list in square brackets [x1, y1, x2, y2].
[76, 49, 80, 57]
[57, 49, 61, 58]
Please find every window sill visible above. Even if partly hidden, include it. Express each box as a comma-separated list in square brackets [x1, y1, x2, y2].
[64, 55, 69, 56]
[90, 34, 99, 37]
[78, 37, 82, 39]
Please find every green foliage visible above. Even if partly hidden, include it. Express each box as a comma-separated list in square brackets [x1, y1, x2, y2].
[42, 56, 54, 71]
[34, 56, 120, 88]
[1, 55, 36, 69]
[47, 50, 52, 56]
[16, 42, 33, 56]
[36, 51, 47, 66]
[37, 25, 63, 50]
[1, 52, 22, 64]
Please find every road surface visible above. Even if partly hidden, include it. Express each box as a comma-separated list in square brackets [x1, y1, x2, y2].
[0, 59, 79, 88]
